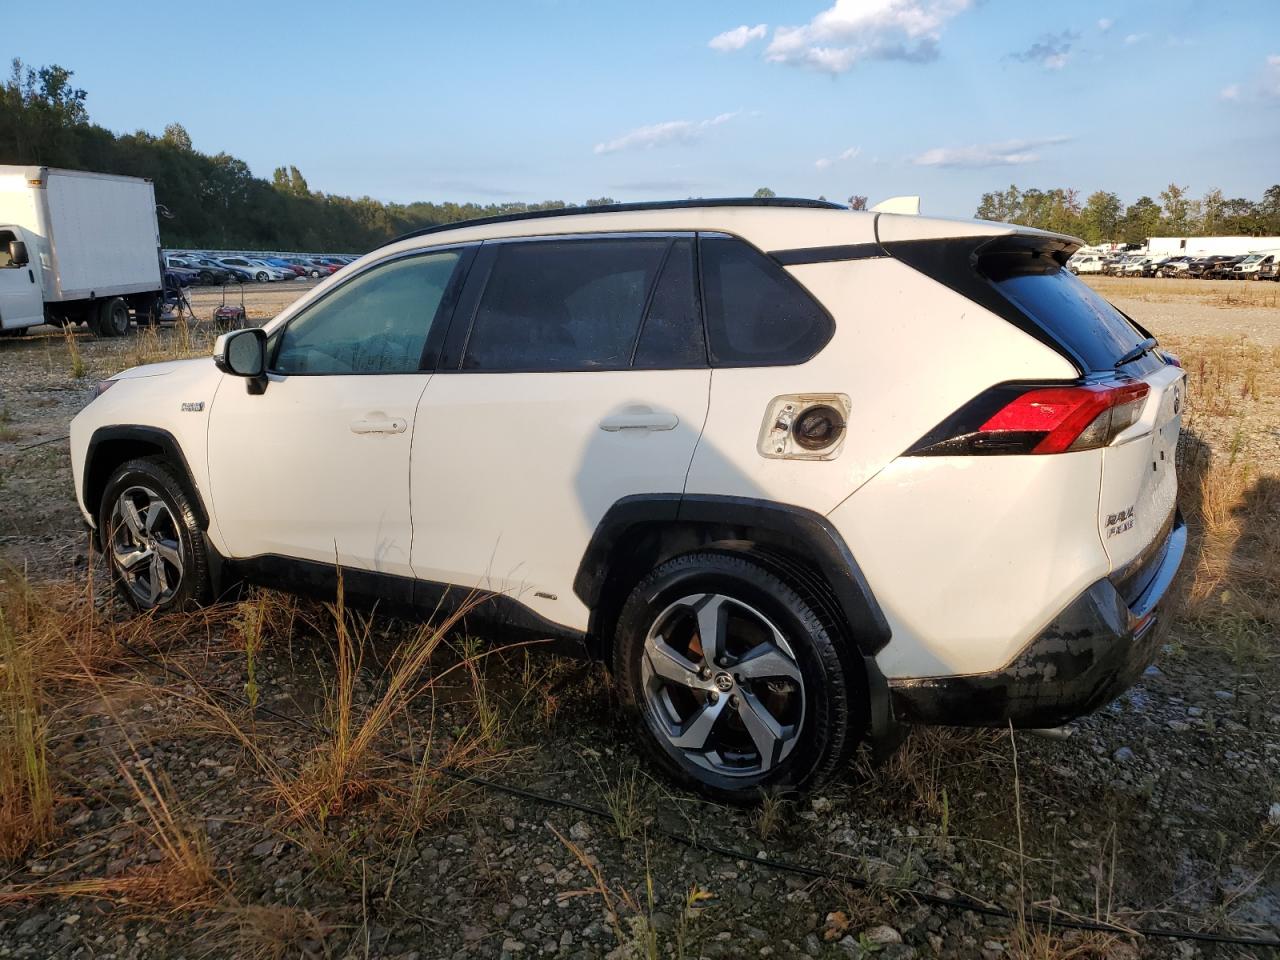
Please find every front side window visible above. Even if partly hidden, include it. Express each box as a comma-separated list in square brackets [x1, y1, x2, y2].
[699, 236, 833, 366]
[0, 229, 17, 268]
[274, 250, 461, 374]
[462, 238, 668, 371]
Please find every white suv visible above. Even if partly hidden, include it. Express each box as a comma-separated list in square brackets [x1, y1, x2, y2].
[69, 199, 1186, 801]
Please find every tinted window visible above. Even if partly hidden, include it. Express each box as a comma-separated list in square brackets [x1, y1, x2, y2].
[274, 251, 460, 374]
[699, 236, 832, 366]
[463, 238, 667, 371]
[633, 239, 705, 367]
[991, 267, 1159, 374]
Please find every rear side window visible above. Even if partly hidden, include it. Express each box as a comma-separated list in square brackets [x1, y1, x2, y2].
[987, 262, 1157, 374]
[699, 236, 832, 366]
[463, 238, 668, 371]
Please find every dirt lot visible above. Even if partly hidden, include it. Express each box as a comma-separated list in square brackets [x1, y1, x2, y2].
[0, 277, 1277, 959]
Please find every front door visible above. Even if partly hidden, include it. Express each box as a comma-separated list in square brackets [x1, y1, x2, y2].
[0, 228, 44, 331]
[206, 247, 469, 580]
[410, 235, 711, 632]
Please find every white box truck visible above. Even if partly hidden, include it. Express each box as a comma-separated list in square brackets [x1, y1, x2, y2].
[0, 166, 164, 337]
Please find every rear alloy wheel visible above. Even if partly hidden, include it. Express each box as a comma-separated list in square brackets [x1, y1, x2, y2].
[614, 552, 860, 802]
[96, 297, 130, 337]
[99, 458, 212, 613]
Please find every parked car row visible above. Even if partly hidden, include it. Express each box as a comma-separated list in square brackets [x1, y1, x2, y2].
[161, 252, 359, 285]
[1069, 250, 1280, 280]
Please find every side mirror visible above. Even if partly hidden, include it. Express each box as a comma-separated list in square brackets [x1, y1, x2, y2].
[9, 240, 29, 267]
[214, 327, 268, 394]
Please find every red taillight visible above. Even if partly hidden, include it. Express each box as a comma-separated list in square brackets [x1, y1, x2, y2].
[978, 381, 1149, 454]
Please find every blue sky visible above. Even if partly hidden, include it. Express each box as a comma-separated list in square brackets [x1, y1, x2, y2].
[8, 1, 1278, 216]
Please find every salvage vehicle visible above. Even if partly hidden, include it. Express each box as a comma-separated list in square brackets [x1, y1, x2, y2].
[1230, 250, 1280, 280]
[0, 166, 163, 336]
[69, 198, 1186, 800]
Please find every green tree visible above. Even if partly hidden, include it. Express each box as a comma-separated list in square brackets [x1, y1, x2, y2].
[847, 195, 867, 210]
[975, 184, 1022, 223]
[753, 187, 776, 198]
[1119, 196, 1161, 244]
[1201, 189, 1225, 235]
[1080, 191, 1122, 243]
[162, 122, 192, 151]
[1158, 183, 1195, 235]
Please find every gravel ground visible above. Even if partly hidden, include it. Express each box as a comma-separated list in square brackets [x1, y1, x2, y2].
[0, 278, 1277, 959]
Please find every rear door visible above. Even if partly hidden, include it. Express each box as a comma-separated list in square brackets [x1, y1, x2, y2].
[409, 234, 710, 631]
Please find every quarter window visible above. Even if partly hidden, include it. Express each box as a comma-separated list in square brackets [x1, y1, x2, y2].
[274, 251, 460, 374]
[462, 238, 668, 371]
[699, 236, 833, 366]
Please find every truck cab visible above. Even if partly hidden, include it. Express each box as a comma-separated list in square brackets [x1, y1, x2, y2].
[0, 226, 44, 332]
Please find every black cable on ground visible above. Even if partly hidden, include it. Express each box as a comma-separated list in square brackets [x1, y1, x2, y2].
[105, 635, 1280, 951]
[10, 434, 70, 455]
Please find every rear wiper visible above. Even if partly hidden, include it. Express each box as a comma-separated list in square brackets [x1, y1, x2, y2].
[1115, 336, 1159, 368]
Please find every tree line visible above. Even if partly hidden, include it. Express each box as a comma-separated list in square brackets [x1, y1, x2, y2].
[975, 183, 1280, 245]
[0, 60, 604, 251]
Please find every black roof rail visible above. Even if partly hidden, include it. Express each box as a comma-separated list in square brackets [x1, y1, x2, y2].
[388, 197, 847, 246]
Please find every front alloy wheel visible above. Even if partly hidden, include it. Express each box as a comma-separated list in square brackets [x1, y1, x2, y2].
[109, 485, 184, 607]
[99, 458, 213, 613]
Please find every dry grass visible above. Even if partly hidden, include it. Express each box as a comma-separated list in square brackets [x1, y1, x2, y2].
[0, 600, 54, 859]
[1170, 337, 1280, 638]
[202, 903, 332, 960]
[1086, 276, 1280, 309]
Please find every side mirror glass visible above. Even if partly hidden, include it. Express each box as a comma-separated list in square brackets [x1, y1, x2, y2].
[214, 328, 268, 393]
[9, 240, 29, 267]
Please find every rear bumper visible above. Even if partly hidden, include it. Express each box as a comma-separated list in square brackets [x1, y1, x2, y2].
[888, 512, 1186, 728]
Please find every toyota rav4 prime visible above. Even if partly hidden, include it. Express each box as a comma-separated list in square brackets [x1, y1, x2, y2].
[70, 198, 1186, 802]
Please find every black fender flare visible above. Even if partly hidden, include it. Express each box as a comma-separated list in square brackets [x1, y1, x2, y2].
[573, 494, 891, 655]
[84, 425, 209, 531]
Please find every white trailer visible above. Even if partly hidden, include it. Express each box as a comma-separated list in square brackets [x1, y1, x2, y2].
[0, 166, 163, 336]
[1147, 235, 1280, 257]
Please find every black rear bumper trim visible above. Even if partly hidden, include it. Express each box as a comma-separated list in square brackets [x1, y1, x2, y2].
[888, 512, 1186, 728]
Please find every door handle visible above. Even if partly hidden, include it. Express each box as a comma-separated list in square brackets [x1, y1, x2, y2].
[599, 411, 679, 432]
[350, 417, 407, 435]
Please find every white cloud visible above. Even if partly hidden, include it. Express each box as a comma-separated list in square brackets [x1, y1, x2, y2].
[1218, 54, 1280, 103]
[709, 24, 768, 52]
[912, 135, 1071, 168]
[763, 0, 972, 75]
[1097, 18, 1114, 32]
[593, 112, 739, 155]
[1008, 31, 1077, 70]
[815, 146, 862, 170]
[1266, 54, 1280, 99]
[1123, 32, 1147, 46]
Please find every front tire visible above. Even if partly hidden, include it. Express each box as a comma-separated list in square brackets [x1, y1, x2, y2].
[613, 551, 860, 802]
[99, 458, 212, 613]
[256, 271, 269, 282]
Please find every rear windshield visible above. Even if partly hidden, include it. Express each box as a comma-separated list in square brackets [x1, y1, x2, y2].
[984, 255, 1160, 374]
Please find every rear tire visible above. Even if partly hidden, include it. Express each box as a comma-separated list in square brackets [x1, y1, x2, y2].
[99, 458, 212, 613]
[95, 297, 130, 338]
[613, 551, 860, 803]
